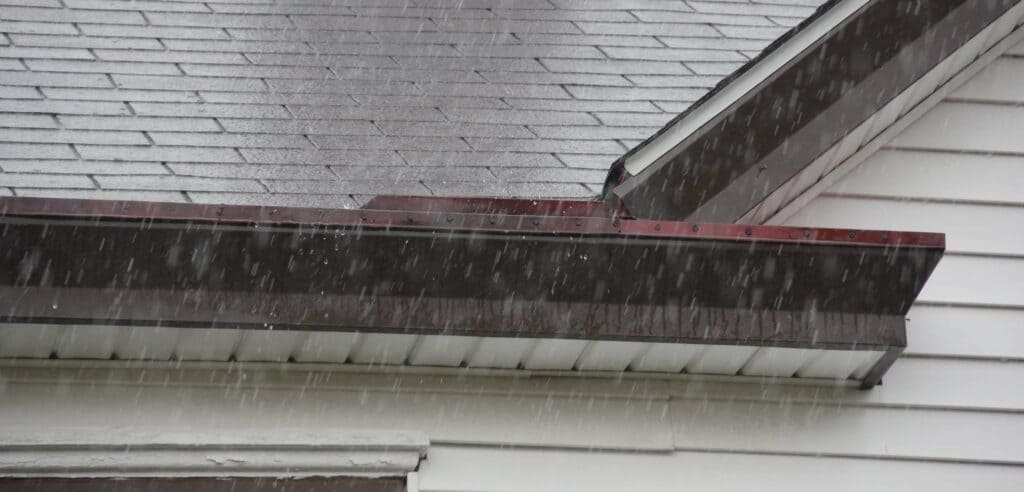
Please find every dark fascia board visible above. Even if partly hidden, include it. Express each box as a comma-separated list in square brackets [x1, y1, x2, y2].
[608, 0, 1020, 221]
[0, 196, 943, 376]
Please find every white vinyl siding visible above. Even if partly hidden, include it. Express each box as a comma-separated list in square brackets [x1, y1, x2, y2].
[420, 445, 1024, 492]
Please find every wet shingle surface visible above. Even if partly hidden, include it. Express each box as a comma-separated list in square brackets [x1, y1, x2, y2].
[0, 0, 825, 207]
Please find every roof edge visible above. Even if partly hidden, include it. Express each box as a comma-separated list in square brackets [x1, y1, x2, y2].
[757, 6, 1024, 225]
[608, 0, 1022, 222]
[0, 196, 944, 387]
[606, 0, 858, 183]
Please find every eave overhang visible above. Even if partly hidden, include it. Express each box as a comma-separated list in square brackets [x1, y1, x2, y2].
[607, 0, 1022, 222]
[0, 196, 943, 388]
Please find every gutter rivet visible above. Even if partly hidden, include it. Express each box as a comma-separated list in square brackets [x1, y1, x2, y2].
[406, 215, 414, 224]
[532, 219, 540, 226]
[744, 227, 753, 236]
[359, 213, 367, 221]
[691, 224, 699, 232]
[848, 231, 857, 239]
[575, 219, 583, 227]
[654, 224, 661, 231]
[802, 229, 811, 238]
[446, 215, 454, 223]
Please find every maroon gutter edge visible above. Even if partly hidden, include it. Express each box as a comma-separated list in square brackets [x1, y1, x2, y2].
[0, 195, 944, 247]
[0, 196, 944, 388]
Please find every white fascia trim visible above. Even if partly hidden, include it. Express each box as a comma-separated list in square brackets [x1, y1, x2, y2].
[623, 0, 870, 176]
[0, 429, 429, 477]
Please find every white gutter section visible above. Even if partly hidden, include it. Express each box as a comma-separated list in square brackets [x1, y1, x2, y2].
[623, 0, 870, 177]
[0, 429, 429, 477]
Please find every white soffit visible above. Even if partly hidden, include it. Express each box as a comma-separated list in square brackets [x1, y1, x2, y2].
[0, 428, 429, 477]
[0, 324, 885, 385]
[623, 0, 871, 176]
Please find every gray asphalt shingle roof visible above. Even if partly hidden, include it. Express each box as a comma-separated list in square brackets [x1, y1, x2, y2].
[0, 0, 826, 208]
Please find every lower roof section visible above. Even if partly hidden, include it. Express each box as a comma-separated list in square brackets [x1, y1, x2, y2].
[0, 196, 944, 387]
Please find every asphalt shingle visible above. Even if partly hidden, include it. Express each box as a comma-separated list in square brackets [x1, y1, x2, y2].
[43, 88, 201, 103]
[0, 0, 827, 204]
[1, 100, 130, 116]
[58, 115, 221, 132]
[0, 46, 94, 59]
[0, 159, 167, 175]
[24, 60, 181, 76]
[1, 7, 145, 24]
[8, 34, 162, 50]
[241, 149, 405, 167]
[0, 114, 58, 129]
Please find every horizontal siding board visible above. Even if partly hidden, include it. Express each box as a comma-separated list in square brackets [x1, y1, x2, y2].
[670, 399, 1024, 463]
[889, 102, 1024, 154]
[950, 56, 1024, 103]
[870, 357, 1024, 411]
[826, 149, 1024, 205]
[916, 255, 1024, 308]
[783, 196, 1024, 256]
[905, 305, 1024, 359]
[868, 354, 1024, 410]
[420, 444, 1024, 492]
[0, 379, 674, 451]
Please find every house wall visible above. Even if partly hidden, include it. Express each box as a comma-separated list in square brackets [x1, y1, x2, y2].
[2, 35, 1023, 492]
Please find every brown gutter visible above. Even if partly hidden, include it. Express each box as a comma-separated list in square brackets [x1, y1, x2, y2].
[608, 0, 1020, 221]
[0, 196, 943, 387]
